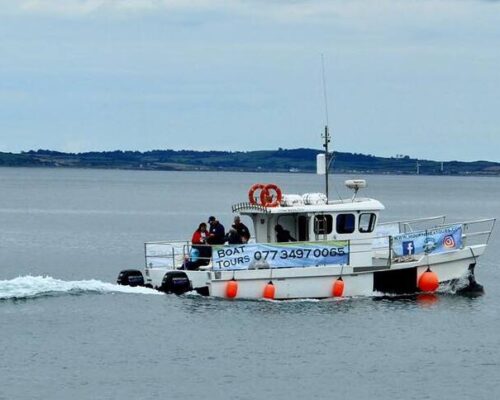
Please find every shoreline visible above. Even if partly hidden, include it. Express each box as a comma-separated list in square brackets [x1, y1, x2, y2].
[1, 164, 499, 177]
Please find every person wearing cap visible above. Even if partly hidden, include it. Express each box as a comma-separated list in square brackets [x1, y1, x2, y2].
[207, 216, 226, 245]
[232, 215, 250, 244]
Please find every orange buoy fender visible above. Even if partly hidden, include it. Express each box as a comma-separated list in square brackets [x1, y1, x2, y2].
[332, 277, 344, 297]
[260, 184, 283, 208]
[248, 183, 266, 205]
[226, 279, 238, 298]
[418, 268, 439, 292]
[263, 281, 275, 299]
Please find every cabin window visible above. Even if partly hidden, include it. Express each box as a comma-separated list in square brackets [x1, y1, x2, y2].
[336, 214, 355, 234]
[359, 213, 377, 233]
[314, 215, 333, 235]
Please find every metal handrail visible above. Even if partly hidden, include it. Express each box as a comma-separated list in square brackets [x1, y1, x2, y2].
[380, 217, 495, 240]
[232, 202, 271, 213]
[145, 239, 190, 245]
[379, 215, 446, 227]
[423, 219, 495, 231]
[429, 218, 496, 244]
[144, 240, 190, 269]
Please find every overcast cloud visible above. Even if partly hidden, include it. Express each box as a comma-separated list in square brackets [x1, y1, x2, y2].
[0, 0, 499, 161]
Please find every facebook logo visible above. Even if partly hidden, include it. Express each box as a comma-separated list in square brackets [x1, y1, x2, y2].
[402, 241, 415, 255]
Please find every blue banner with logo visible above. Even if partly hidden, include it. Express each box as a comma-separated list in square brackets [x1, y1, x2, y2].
[391, 224, 463, 257]
[212, 241, 349, 270]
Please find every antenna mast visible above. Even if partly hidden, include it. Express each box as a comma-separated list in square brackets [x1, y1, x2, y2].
[322, 126, 331, 201]
[321, 54, 332, 201]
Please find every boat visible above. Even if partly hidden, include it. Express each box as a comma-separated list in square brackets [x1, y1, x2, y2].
[117, 129, 495, 299]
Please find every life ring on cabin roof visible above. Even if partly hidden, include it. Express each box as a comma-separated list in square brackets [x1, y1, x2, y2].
[248, 183, 266, 205]
[260, 184, 282, 208]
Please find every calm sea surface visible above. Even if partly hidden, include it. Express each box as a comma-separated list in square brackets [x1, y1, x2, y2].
[1, 168, 499, 400]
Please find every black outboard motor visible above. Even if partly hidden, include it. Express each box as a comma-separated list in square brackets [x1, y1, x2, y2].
[160, 271, 191, 295]
[117, 270, 145, 287]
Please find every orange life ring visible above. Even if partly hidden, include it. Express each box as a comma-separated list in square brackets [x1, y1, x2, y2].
[260, 184, 282, 207]
[248, 183, 266, 205]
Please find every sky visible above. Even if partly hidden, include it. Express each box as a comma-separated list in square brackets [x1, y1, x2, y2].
[0, 0, 499, 162]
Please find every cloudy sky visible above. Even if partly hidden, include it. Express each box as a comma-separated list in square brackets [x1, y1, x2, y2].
[0, 0, 499, 161]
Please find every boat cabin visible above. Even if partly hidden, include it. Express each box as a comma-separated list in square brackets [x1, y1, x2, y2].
[232, 186, 385, 266]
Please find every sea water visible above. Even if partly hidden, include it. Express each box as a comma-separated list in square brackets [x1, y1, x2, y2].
[0, 168, 499, 400]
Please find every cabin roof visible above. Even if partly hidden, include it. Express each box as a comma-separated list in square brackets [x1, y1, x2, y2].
[232, 198, 385, 215]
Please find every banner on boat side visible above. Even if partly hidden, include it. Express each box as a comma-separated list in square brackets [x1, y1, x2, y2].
[212, 241, 349, 270]
[391, 224, 463, 258]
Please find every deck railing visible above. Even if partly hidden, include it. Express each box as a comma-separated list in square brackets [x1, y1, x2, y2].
[144, 240, 191, 269]
[378, 215, 447, 233]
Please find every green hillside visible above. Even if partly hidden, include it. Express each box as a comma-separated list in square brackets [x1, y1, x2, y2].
[0, 148, 499, 175]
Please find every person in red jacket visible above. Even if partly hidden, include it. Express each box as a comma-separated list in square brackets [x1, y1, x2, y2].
[190, 222, 211, 267]
[192, 222, 209, 245]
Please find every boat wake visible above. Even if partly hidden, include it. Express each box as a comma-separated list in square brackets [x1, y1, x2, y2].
[0, 275, 161, 301]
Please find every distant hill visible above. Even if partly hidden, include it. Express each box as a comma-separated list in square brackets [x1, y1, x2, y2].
[0, 148, 499, 176]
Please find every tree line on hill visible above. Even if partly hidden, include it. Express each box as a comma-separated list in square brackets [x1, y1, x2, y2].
[0, 148, 499, 175]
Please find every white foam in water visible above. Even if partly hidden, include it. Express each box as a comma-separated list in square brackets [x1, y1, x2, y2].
[0, 275, 161, 300]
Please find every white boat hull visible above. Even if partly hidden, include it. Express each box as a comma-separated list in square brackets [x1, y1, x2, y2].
[141, 245, 486, 299]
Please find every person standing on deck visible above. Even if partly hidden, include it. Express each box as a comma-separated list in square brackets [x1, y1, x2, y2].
[190, 222, 211, 267]
[207, 216, 226, 245]
[191, 222, 209, 245]
[232, 215, 251, 243]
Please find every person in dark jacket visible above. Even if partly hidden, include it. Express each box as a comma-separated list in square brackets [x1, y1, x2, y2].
[207, 216, 226, 245]
[232, 215, 251, 243]
[225, 228, 242, 245]
[275, 224, 296, 243]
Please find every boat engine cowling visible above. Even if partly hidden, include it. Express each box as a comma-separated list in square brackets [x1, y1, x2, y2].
[117, 269, 145, 287]
[160, 271, 191, 295]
